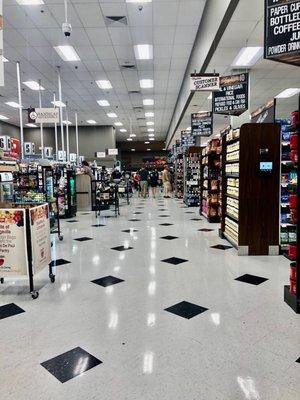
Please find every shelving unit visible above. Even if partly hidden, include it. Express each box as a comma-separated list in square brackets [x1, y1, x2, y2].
[220, 123, 281, 255]
[200, 139, 221, 222]
[183, 146, 201, 207]
[174, 153, 184, 199]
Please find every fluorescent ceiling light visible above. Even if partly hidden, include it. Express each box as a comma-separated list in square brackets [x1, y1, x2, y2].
[130, 134, 136, 137]
[232, 46, 263, 67]
[16, 0, 44, 4]
[276, 88, 300, 98]
[134, 44, 153, 60]
[145, 141, 150, 144]
[54, 45, 80, 62]
[147, 148, 151, 151]
[148, 128, 154, 132]
[0, 115, 9, 120]
[127, 138, 133, 141]
[120, 129, 127, 132]
[207, 93, 212, 100]
[114, 122, 123, 126]
[131, 149, 136, 151]
[63, 120, 72, 125]
[97, 99, 110, 107]
[107, 112, 117, 118]
[23, 80, 45, 91]
[2, 56, 9, 63]
[26, 123, 37, 127]
[148, 133, 155, 137]
[51, 100, 66, 107]
[5, 101, 21, 108]
[96, 80, 112, 90]
[86, 120, 96, 125]
[146, 121, 154, 126]
[143, 99, 154, 106]
[145, 112, 154, 118]
[149, 138, 155, 141]
[140, 79, 153, 89]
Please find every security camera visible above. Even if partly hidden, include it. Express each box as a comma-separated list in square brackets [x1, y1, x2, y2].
[138, 5, 143, 11]
[62, 22, 72, 37]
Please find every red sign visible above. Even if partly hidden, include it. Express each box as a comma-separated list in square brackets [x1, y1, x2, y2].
[4, 138, 20, 160]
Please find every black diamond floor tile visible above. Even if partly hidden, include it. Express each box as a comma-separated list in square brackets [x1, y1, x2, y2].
[185, 212, 194, 214]
[165, 301, 208, 319]
[158, 208, 167, 211]
[199, 228, 214, 232]
[81, 213, 91, 215]
[129, 219, 141, 222]
[136, 207, 144, 209]
[296, 357, 300, 364]
[66, 220, 78, 223]
[91, 224, 106, 227]
[133, 212, 142, 215]
[158, 215, 170, 218]
[0, 303, 25, 320]
[162, 257, 188, 265]
[122, 229, 138, 233]
[49, 259, 71, 267]
[159, 223, 174, 226]
[211, 244, 232, 250]
[160, 235, 178, 240]
[111, 245, 133, 251]
[235, 274, 269, 286]
[74, 237, 93, 242]
[91, 275, 124, 287]
[191, 218, 202, 221]
[41, 347, 102, 383]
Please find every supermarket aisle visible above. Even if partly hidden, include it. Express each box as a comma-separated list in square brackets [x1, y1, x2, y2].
[0, 195, 299, 400]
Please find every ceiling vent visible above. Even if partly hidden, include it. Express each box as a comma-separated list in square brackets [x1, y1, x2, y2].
[105, 16, 128, 26]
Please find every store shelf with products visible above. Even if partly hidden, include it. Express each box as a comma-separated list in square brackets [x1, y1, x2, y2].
[220, 123, 281, 255]
[200, 139, 222, 223]
[174, 153, 184, 199]
[183, 146, 201, 207]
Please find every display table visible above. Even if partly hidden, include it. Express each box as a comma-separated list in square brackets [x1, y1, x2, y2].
[0, 202, 54, 299]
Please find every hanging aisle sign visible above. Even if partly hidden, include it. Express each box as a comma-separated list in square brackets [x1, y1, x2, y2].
[0, 0, 3, 87]
[29, 108, 59, 124]
[251, 99, 276, 123]
[190, 73, 220, 92]
[191, 112, 213, 137]
[213, 73, 249, 116]
[264, 0, 300, 66]
[181, 130, 195, 149]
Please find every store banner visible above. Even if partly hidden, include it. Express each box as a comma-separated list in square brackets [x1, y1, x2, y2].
[213, 73, 249, 116]
[251, 99, 276, 123]
[190, 73, 220, 92]
[30, 204, 51, 275]
[0, 209, 28, 276]
[264, 0, 300, 66]
[191, 112, 213, 137]
[29, 108, 59, 124]
[0, 0, 3, 87]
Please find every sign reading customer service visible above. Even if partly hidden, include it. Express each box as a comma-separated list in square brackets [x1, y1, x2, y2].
[29, 108, 59, 124]
[191, 112, 213, 137]
[190, 73, 220, 92]
[264, 0, 300, 66]
[213, 73, 249, 116]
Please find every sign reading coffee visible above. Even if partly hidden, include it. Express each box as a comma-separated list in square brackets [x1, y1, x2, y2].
[190, 73, 220, 92]
[264, 0, 300, 66]
[191, 112, 213, 137]
[213, 73, 249, 116]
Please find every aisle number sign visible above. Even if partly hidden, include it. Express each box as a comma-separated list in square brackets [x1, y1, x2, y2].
[191, 112, 213, 137]
[190, 73, 220, 92]
[264, 0, 300, 66]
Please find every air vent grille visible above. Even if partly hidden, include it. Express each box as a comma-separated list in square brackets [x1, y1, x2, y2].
[105, 16, 128, 26]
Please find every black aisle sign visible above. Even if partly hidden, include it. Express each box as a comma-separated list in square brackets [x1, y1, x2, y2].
[181, 130, 195, 149]
[251, 99, 276, 123]
[213, 73, 249, 116]
[264, 0, 300, 66]
[191, 112, 213, 137]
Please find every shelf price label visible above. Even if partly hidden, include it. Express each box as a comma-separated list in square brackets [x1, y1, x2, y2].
[264, 0, 300, 66]
[191, 111, 213, 137]
[213, 73, 249, 116]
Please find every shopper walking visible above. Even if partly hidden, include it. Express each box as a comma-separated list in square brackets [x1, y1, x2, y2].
[133, 171, 141, 197]
[140, 166, 149, 198]
[162, 165, 172, 198]
[149, 168, 159, 198]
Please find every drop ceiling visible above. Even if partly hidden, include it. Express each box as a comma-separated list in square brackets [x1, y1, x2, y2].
[0, 0, 206, 141]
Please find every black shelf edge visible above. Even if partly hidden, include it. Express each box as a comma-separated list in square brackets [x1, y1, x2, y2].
[284, 285, 300, 313]
[225, 212, 239, 223]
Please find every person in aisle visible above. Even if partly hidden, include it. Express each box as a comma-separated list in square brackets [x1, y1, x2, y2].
[100, 166, 108, 183]
[81, 160, 95, 180]
[133, 171, 141, 196]
[162, 165, 172, 198]
[111, 167, 122, 182]
[140, 166, 149, 198]
[149, 168, 159, 198]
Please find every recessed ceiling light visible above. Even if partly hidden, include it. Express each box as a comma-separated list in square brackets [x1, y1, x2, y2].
[140, 79, 153, 89]
[232, 46, 263, 67]
[54, 45, 80, 62]
[130, 134, 136, 137]
[147, 128, 154, 132]
[23, 81, 45, 91]
[97, 99, 110, 107]
[149, 138, 155, 141]
[107, 112, 117, 118]
[134, 44, 153, 60]
[96, 80, 113, 90]
[127, 138, 133, 141]
[86, 120, 96, 125]
[114, 122, 123, 126]
[148, 133, 155, 137]
[145, 112, 154, 118]
[207, 93, 212, 100]
[16, 0, 44, 4]
[51, 100, 66, 107]
[145, 141, 150, 144]
[147, 148, 151, 151]
[276, 88, 300, 98]
[120, 129, 127, 132]
[2, 56, 9, 63]
[146, 121, 154, 126]
[131, 149, 136, 151]
[143, 99, 154, 106]
[0, 115, 9, 120]
[5, 101, 21, 108]
[63, 120, 72, 125]
[25, 123, 37, 127]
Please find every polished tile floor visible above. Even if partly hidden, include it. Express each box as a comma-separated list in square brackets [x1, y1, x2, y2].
[0, 195, 299, 399]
